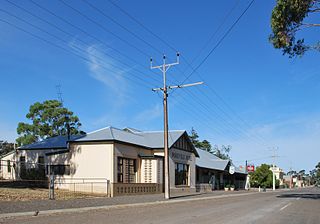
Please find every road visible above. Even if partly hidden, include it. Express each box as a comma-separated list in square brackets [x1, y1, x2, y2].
[2, 187, 320, 224]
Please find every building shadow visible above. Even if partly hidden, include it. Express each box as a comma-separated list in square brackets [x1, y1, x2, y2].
[277, 193, 320, 200]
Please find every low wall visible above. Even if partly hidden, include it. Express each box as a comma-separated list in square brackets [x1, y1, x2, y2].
[112, 183, 163, 197]
[196, 183, 213, 192]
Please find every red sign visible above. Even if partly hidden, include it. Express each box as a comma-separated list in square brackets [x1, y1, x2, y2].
[247, 165, 255, 172]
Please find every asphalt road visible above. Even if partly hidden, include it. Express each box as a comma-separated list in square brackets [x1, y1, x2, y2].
[2, 187, 320, 224]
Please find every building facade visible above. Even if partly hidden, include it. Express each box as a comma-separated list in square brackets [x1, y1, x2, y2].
[13, 127, 199, 197]
[0, 151, 17, 180]
[196, 149, 247, 191]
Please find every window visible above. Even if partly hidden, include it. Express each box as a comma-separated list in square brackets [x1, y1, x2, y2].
[117, 157, 136, 183]
[117, 158, 123, 183]
[20, 156, 26, 169]
[7, 160, 11, 173]
[38, 156, 45, 170]
[175, 163, 189, 186]
[19, 156, 26, 178]
[38, 156, 44, 166]
[46, 165, 70, 176]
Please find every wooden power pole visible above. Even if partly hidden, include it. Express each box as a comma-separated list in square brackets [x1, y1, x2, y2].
[151, 53, 203, 199]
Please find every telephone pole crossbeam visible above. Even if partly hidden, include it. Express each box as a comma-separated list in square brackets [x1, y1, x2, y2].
[151, 53, 203, 200]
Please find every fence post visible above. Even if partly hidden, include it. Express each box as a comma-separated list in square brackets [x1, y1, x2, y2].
[49, 174, 55, 200]
[107, 180, 111, 197]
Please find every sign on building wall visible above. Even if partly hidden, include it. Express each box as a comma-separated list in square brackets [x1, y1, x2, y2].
[229, 166, 235, 175]
[247, 165, 255, 172]
[170, 150, 192, 163]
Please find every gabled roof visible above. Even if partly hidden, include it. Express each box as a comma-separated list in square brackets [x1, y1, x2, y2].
[72, 126, 186, 149]
[0, 150, 15, 159]
[18, 135, 84, 150]
[196, 148, 229, 171]
[18, 127, 193, 153]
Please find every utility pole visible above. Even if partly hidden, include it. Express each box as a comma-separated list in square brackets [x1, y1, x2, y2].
[271, 147, 278, 191]
[151, 53, 203, 199]
[56, 84, 64, 106]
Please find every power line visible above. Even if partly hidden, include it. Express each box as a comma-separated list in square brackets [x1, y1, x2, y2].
[27, 0, 161, 77]
[178, 0, 256, 85]
[0, 17, 155, 90]
[183, 0, 241, 68]
[57, 0, 152, 58]
[3, 0, 266, 150]
[106, 0, 177, 53]
[105, 0, 267, 147]
[3, 0, 163, 85]
[66, 0, 260, 143]
[56, 84, 64, 105]
[81, 0, 162, 55]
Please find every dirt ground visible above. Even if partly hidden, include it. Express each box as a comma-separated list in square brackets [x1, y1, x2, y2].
[0, 187, 107, 201]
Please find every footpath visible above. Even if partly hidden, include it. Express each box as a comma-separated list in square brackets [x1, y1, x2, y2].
[0, 189, 291, 219]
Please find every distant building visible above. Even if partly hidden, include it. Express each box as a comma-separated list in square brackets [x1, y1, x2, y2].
[269, 166, 285, 186]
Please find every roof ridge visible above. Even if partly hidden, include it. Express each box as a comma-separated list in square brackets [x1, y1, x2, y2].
[87, 126, 111, 135]
[141, 130, 186, 133]
[111, 126, 144, 137]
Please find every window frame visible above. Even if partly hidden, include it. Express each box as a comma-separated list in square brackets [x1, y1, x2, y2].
[175, 163, 189, 186]
[7, 160, 11, 173]
[117, 157, 136, 183]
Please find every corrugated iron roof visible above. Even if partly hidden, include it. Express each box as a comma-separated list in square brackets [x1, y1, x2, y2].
[17, 127, 187, 151]
[73, 126, 185, 149]
[18, 135, 84, 150]
[196, 148, 229, 171]
[196, 148, 247, 174]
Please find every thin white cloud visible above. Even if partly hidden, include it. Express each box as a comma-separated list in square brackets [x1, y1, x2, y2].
[86, 45, 128, 103]
[134, 103, 162, 124]
[68, 40, 131, 105]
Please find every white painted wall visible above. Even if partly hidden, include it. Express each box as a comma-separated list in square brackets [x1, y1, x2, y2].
[59, 142, 114, 181]
[0, 152, 17, 180]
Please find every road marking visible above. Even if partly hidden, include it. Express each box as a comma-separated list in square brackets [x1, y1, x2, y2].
[296, 197, 300, 200]
[280, 203, 292, 211]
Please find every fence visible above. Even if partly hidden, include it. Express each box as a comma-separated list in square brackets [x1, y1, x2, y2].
[54, 177, 111, 197]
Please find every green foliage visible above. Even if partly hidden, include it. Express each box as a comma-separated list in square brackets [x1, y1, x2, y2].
[189, 128, 213, 153]
[188, 128, 232, 160]
[250, 164, 279, 188]
[213, 145, 232, 160]
[0, 141, 15, 156]
[316, 162, 320, 183]
[16, 100, 85, 146]
[270, 0, 320, 57]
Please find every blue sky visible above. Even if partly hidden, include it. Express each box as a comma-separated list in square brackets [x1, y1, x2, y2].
[0, 0, 319, 173]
